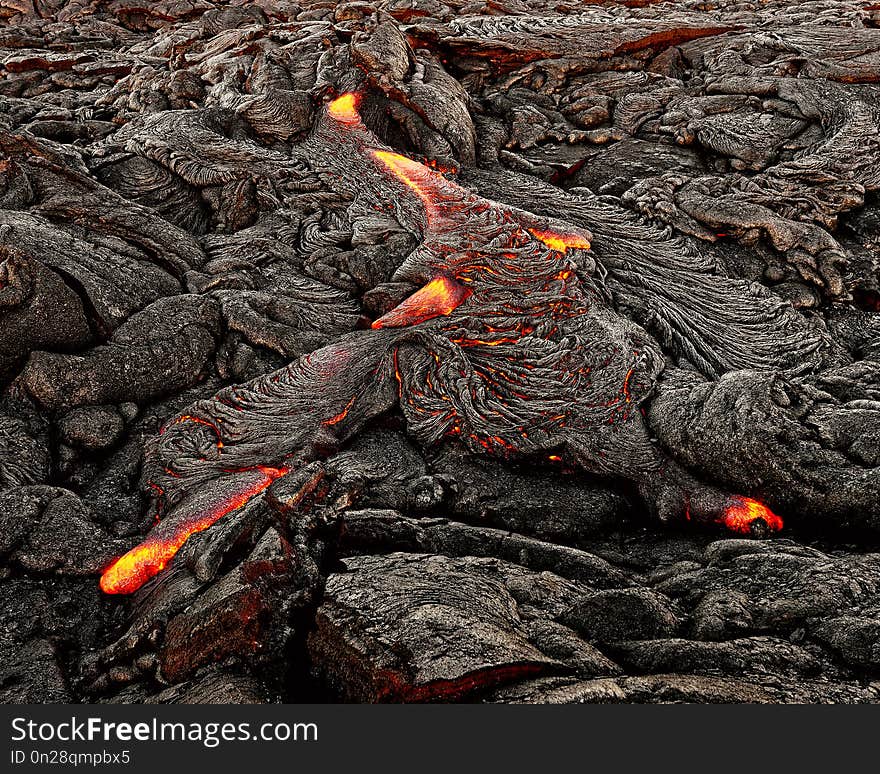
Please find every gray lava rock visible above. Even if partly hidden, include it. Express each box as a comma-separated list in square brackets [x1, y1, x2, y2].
[58, 405, 125, 450]
[310, 553, 562, 702]
[20, 295, 220, 410]
[2, 486, 123, 575]
[0, 412, 51, 488]
[811, 617, 880, 669]
[561, 589, 679, 643]
[690, 589, 754, 641]
[4, 0, 880, 709]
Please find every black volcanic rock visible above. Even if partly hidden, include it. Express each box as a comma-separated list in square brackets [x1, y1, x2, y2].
[1, 0, 880, 706]
[561, 589, 680, 643]
[58, 406, 125, 450]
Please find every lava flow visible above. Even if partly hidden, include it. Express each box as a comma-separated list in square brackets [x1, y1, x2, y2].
[100, 465, 289, 594]
[372, 276, 472, 329]
[327, 92, 360, 123]
[98, 91, 788, 597]
[527, 228, 591, 253]
[372, 150, 439, 210]
[721, 496, 783, 534]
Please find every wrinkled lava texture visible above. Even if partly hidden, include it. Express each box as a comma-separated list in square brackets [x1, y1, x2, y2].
[2, 0, 880, 704]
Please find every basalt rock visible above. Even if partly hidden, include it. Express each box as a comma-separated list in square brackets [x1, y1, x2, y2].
[2, 0, 880, 705]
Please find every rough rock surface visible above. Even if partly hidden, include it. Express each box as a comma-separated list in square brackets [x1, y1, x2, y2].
[1, 0, 880, 704]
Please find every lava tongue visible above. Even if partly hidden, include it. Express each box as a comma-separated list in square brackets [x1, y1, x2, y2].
[372, 276, 472, 329]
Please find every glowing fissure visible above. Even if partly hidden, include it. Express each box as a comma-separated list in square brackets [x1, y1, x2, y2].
[99, 465, 289, 594]
[323, 395, 357, 426]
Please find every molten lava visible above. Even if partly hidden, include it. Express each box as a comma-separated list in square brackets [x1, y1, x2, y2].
[721, 496, 783, 534]
[327, 92, 360, 124]
[99, 465, 289, 594]
[372, 276, 472, 329]
[99, 91, 790, 598]
[528, 228, 591, 253]
[323, 395, 357, 426]
[372, 150, 440, 211]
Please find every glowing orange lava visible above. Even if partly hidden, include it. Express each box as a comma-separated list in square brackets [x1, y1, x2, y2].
[100, 465, 289, 595]
[372, 276, 472, 329]
[323, 395, 357, 426]
[528, 228, 591, 253]
[721, 496, 783, 534]
[327, 93, 360, 123]
[372, 150, 438, 210]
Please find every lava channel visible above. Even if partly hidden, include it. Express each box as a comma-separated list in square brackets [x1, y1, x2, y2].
[100, 465, 289, 594]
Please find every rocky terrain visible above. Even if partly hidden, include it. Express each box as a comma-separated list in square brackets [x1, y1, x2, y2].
[1, 0, 880, 703]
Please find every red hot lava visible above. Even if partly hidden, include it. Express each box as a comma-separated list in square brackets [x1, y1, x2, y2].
[100, 465, 289, 594]
[98, 92, 786, 595]
[373, 276, 472, 329]
[721, 496, 783, 534]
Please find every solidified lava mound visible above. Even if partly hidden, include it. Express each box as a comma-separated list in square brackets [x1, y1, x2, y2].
[2, 0, 880, 704]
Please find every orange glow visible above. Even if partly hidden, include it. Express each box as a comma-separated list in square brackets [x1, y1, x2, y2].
[323, 395, 357, 426]
[423, 157, 458, 174]
[528, 228, 591, 253]
[99, 465, 289, 595]
[372, 150, 438, 209]
[721, 496, 783, 534]
[372, 276, 472, 329]
[327, 93, 360, 123]
[451, 337, 519, 347]
[621, 367, 635, 403]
